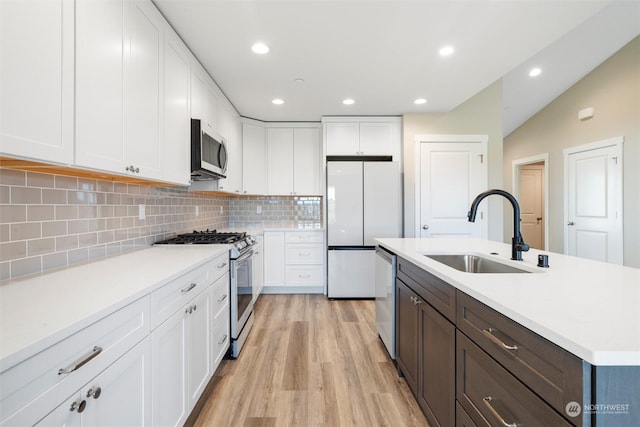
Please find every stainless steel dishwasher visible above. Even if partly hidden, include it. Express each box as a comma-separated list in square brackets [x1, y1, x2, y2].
[375, 245, 396, 359]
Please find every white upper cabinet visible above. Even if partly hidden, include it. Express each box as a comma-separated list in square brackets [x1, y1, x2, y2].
[293, 128, 321, 195]
[75, 0, 125, 173]
[123, 0, 163, 180]
[217, 100, 242, 194]
[266, 128, 295, 195]
[76, 0, 163, 180]
[324, 118, 402, 158]
[190, 64, 219, 134]
[162, 31, 191, 185]
[0, 0, 74, 164]
[242, 121, 267, 195]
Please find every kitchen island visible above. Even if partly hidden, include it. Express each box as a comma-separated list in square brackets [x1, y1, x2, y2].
[376, 237, 639, 427]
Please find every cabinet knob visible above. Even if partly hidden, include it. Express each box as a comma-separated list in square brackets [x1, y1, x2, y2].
[422, 224, 429, 230]
[70, 399, 87, 413]
[567, 221, 575, 226]
[87, 387, 102, 399]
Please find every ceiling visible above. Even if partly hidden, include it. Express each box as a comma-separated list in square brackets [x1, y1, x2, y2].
[152, 0, 640, 136]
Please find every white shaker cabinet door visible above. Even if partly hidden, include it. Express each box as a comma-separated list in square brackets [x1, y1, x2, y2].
[359, 122, 393, 155]
[186, 287, 213, 409]
[242, 122, 267, 195]
[162, 31, 191, 185]
[75, 0, 126, 173]
[123, 0, 163, 180]
[0, 0, 74, 164]
[151, 308, 188, 427]
[267, 128, 294, 195]
[325, 123, 359, 155]
[293, 128, 321, 195]
[264, 232, 285, 286]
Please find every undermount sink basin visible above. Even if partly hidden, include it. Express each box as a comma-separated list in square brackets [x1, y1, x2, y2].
[425, 254, 532, 274]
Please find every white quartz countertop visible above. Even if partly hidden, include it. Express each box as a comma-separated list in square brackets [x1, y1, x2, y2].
[375, 238, 640, 366]
[0, 245, 229, 370]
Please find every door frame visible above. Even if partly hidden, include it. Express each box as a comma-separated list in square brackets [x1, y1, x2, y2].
[414, 134, 488, 238]
[563, 136, 623, 257]
[512, 153, 549, 251]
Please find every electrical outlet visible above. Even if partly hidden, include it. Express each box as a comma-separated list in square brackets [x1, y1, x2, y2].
[195, 206, 199, 216]
[138, 204, 145, 220]
[257, 205, 262, 214]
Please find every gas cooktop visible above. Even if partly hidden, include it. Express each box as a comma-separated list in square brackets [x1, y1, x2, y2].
[154, 229, 256, 259]
[154, 229, 246, 245]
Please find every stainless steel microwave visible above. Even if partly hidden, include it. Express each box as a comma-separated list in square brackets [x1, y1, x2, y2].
[191, 119, 227, 180]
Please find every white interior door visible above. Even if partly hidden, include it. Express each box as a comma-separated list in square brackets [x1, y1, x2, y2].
[519, 164, 545, 250]
[566, 138, 623, 264]
[418, 138, 487, 238]
[327, 162, 363, 246]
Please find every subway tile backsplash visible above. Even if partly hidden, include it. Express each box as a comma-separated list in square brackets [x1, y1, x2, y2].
[0, 168, 324, 281]
[228, 195, 322, 228]
[0, 168, 229, 280]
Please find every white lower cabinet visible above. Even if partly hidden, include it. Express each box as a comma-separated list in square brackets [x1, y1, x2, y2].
[252, 234, 265, 300]
[263, 231, 324, 293]
[150, 254, 229, 427]
[37, 337, 152, 427]
[0, 252, 230, 427]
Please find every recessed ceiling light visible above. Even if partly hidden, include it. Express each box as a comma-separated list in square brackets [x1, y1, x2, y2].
[529, 67, 542, 77]
[272, 98, 284, 105]
[414, 98, 427, 105]
[439, 45, 454, 56]
[342, 98, 355, 105]
[251, 42, 269, 54]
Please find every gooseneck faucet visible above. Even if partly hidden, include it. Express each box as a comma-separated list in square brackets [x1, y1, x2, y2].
[467, 189, 530, 260]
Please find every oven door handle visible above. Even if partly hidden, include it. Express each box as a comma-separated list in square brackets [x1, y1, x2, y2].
[235, 249, 254, 263]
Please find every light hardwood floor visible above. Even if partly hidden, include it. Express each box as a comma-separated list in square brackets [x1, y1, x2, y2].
[193, 294, 428, 427]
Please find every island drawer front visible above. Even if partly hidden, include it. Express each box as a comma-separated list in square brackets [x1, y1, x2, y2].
[211, 272, 230, 320]
[456, 290, 584, 424]
[0, 296, 150, 426]
[457, 331, 573, 427]
[151, 261, 214, 329]
[285, 231, 323, 243]
[397, 257, 456, 322]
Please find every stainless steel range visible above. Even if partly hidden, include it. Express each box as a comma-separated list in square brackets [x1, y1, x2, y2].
[155, 230, 256, 358]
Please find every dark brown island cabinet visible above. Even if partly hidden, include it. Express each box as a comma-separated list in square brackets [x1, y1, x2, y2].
[394, 256, 640, 427]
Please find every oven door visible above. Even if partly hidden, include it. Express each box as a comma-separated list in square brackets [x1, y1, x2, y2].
[230, 249, 254, 339]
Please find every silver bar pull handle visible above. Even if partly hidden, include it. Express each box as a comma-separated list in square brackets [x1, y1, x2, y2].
[181, 283, 197, 294]
[217, 262, 227, 269]
[58, 346, 103, 375]
[217, 293, 228, 303]
[482, 328, 518, 351]
[483, 396, 517, 427]
[218, 334, 228, 345]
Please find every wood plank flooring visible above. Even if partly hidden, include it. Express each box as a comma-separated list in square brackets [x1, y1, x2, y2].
[192, 294, 427, 427]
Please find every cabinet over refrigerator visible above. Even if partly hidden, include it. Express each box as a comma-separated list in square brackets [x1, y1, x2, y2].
[327, 159, 401, 298]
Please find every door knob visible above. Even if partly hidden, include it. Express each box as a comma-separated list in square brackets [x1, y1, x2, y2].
[567, 221, 575, 226]
[536, 217, 543, 221]
[422, 225, 429, 230]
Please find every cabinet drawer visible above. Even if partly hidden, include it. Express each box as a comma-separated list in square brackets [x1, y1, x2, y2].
[212, 309, 230, 369]
[456, 291, 584, 423]
[151, 261, 214, 329]
[457, 332, 573, 427]
[285, 231, 323, 243]
[211, 272, 230, 319]
[397, 257, 456, 322]
[0, 297, 150, 426]
[285, 266, 323, 285]
[285, 243, 323, 264]
[210, 251, 230, 282]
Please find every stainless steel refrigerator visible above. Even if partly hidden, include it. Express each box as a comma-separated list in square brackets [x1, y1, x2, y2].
[327, 160, 402, 298]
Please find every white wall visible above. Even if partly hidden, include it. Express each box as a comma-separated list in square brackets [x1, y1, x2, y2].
[504, 36, 640, 268]
[403, 80, 504, 241]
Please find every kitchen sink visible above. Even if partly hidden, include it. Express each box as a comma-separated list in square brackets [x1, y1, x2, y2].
[424, 254, 532, 274]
